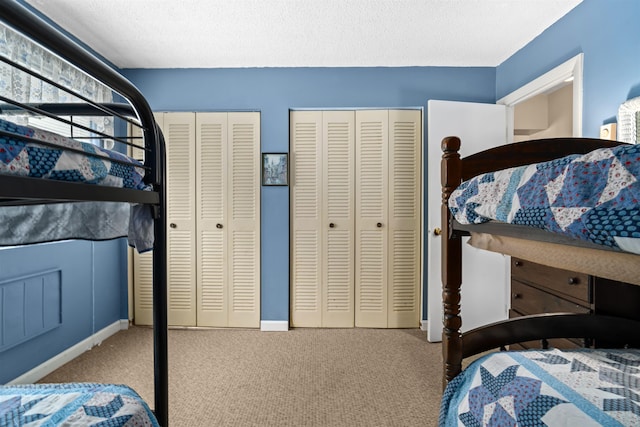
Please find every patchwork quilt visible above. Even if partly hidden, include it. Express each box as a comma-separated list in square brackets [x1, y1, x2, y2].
[0, 383, 159, 426]
[0, 117, 154, 252]
[449, 143, 640, 254]
[0, 117, 148, 190]
[440, 348, 640, 426]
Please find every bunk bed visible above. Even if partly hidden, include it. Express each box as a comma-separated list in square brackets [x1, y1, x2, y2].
[0, 1, 168, 426]
[438, 136, 640, 426]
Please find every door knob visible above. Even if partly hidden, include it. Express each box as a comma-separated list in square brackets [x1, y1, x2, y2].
[329, 223, 335, 228]
[216, 223, 223, 229]
[433, 227, 441, 236]
[377, 222, 382, 228]
[169, 223, 177, 229]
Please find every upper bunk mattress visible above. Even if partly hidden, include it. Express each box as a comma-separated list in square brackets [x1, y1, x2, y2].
[0, 117, 148, 190]
[449, 143, 640, 255]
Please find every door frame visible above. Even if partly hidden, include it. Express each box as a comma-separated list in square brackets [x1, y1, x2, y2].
[498, 53, 583, 139]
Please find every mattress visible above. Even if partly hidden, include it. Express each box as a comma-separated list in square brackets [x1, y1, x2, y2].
[0, 382, 159, 426]
[467, 232, 640, 286]
[440, 348, 640, 426]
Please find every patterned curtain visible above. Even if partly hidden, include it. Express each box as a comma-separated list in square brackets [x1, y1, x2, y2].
[0, 22, 114, 135]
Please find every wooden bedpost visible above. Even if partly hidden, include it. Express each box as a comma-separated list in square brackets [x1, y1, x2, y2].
[441, 136, 463, 387]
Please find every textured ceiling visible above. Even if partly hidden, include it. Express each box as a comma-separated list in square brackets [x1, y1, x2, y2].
[25, 0, 582, 69]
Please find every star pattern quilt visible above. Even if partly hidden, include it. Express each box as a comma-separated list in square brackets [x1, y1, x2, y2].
[0, 383, 159, 426]
[0, 117, 148, 190]
[449, 143, 640, 254]
[440, 348, 640, 426]
[0, 117, 154, 252]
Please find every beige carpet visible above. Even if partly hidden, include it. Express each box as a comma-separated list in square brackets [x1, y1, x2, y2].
[40, 326, 443, 426]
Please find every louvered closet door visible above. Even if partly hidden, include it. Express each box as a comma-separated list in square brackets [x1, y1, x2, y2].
[196, 112, 260, 328]
[355, 110, 389, 328]
[290, 110, 354, 327]
[387, 110, 421, 328]
[290, 111, 323, 327]
[227, 112, 261, 327]
[322, 111, 355, 327]
[131, 117, 153, 326]
[196, 112, 228, 327]
[164, 112, 197, 326]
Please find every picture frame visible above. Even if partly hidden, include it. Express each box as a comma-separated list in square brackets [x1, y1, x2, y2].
[262, 152, 289, 186]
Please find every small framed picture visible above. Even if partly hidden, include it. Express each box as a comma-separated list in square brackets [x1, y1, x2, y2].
[262, 153, 289, 186]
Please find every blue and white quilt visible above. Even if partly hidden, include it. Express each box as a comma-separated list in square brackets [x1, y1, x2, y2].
[440, 348, 640, 426]
[0, 117, 148, 190]
[0, 117, 154, 252]
[449, 143, 640, 254]
[0, 383, 159, 426]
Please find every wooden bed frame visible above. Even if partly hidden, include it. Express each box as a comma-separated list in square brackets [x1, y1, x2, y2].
[0, 2, 168, 425]
[440, 135, 640, 385]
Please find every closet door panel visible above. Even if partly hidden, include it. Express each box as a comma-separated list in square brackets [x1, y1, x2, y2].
[291, 111, 323, 327]
[131, 119, 152, 326]
[164, 112, 197, 326]
[355, 110, 389, 328]
[387, 110, 422, 328]
[196, 112, 228, 327]
[322, 111, 355, 327]
[227, 112, 261, 327]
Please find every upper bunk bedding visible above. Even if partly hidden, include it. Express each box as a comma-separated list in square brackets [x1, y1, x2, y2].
[0, 115, 154, 252]
[0, 116, 147, 190]
[449, 142, 640, 255]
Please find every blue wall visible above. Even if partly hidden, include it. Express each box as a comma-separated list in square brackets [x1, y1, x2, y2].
[4, 0, 639, 382]
[497, 0, 640, 137]
[122, 66, 497, 322]
[0, 239, 125, 383]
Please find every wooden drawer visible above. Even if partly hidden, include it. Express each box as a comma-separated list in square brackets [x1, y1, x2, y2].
[511, 258, 590, 303]
[511, 280, 590, 316]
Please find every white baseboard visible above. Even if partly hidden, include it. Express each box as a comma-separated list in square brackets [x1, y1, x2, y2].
[260, 320, 289, 331]
[420, 320, 428, 331]
[8, 319, 129, 385]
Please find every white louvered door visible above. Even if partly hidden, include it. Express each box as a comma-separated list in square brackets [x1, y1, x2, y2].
[291, 111, 323, 326]
[290, 110, 354, 327]
[134, 112, 260, 328]
[164, 112, 197, 326]
[131, 117, 153, 326]
[322, 111, 355, 327]
[226, 112, 261, 327]
[291, 109, 421, 329]
[355, 110, 389, 327]
[196, 113, 228, 327]
[387, 110, 421, 328]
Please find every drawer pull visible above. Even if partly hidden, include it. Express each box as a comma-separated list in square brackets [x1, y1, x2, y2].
[567, 277, 579, 285]
[512, 293, 522, 299]
[514, 260, 522, 267]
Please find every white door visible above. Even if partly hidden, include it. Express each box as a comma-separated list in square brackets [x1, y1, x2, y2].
[426, 100, 509, 342]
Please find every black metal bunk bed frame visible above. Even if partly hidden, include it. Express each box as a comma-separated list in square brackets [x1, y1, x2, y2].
[0, 2, 169, 425]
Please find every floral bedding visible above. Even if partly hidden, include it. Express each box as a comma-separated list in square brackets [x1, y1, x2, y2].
[440, 348, 640, 426]
[0, 117, 154, 252]
[0, 383, 158, 426]
[0, 117, 147, 190]
[449, 143, 640, 254]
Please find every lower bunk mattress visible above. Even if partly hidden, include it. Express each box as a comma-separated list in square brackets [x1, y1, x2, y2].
[0, 382, 159, 426]
[440, 348, 640, 426]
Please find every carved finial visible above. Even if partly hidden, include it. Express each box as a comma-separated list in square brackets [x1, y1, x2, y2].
[441, 136, 461, 153]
